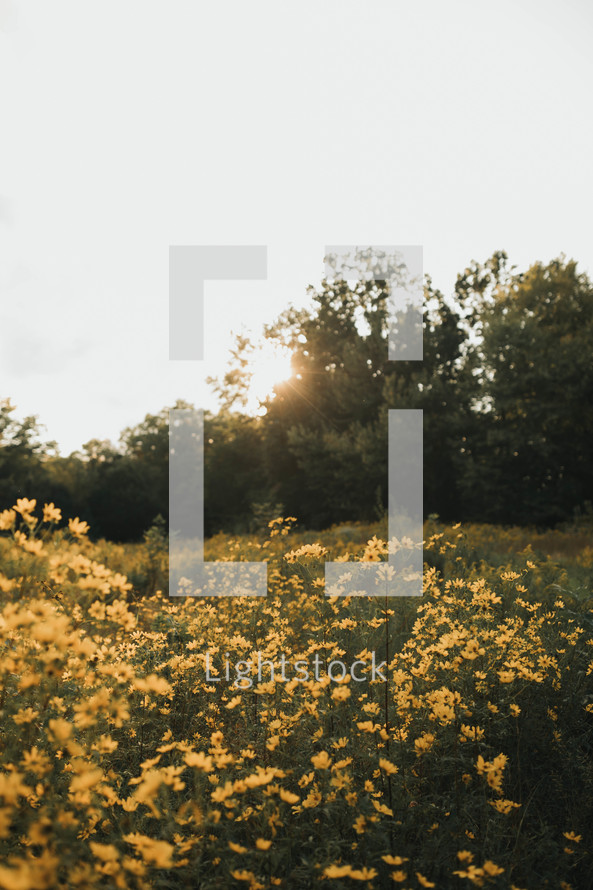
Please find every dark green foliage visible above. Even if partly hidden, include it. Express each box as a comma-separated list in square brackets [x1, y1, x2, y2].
[2, 252, 592, 539]
[457, 254, 593, 524]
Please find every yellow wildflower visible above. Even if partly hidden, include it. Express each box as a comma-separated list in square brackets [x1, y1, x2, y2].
[14, 498, 36, 517]
[124, 833, 174, 868]
[184, 752, 214, 772]
[482, 861, 504, 877]
[68, 516, 90, 538]
[311, 751, 332, 769]
[279, 788, 300, 804]
[414, 732, 435, 755]
[382, 855, 408, 865]
[349, 867, 378, 880]
[43, 502, 62, 523]
[0, 509, 16, 530]
[490, 799, 521, 814]
[379, 758, 398, 775]
[90, 842, 119, 862]
[13, 707, 39, 725]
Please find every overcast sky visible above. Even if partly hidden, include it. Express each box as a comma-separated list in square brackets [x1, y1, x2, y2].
[1, 0, 592, 456]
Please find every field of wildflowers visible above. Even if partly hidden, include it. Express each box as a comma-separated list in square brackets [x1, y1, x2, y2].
[0, 499, 592, 889]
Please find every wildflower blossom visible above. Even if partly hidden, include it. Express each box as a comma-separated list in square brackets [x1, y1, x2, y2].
[0, 509, 16, 530]
[43, 503, 62, 523]
[68, 517, 90, 538]
[14, 498, 36, 517]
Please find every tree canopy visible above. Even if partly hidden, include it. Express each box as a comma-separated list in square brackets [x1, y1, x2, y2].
[1, 252, 591, 540]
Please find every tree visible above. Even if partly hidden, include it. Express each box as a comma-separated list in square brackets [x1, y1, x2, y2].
[5, 251, 589, 539]
[382, 277, 475, 521]
[260, 255, 472, 526]
[203, 411, 267, 534]
[259, 274, 394, 525]
[119, 400, 267, 537]
[458, 254, 593, 524]
[0, 398, 56, 507]
[206, 334, 256, 413]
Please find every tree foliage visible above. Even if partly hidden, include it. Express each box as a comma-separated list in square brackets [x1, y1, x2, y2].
[1, 252, 591, 539]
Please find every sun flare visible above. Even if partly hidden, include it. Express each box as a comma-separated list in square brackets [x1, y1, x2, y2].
[248, 343, 293, 408]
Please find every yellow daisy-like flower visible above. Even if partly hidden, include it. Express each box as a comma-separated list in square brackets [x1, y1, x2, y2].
[14, 497, 36, 517]
[331, 686, 351, 702]
[414, 732, 436, 755]
[184, 751, 213, 772]
[13, 707, 39, 725]
[19, 536, 44, 556]
[311, 751, 332, 769]
[353, 815, 367, 834]
[90, 842, 119, 862]
[482, 860, 504, 877]
[490, 799, 521, 814]
[124, 834, 174, 868]
[69, 516, 90, 538]
[498, 670, 515, 683]
[323, 864, 352, 878]
[20, 747, 52, 777]
[563, 831, 582, 843]
[43, 502, 62, 523]
[0, 509, 16, 530]
[226, 696, 242, 710]
[349, 868, 378, 881]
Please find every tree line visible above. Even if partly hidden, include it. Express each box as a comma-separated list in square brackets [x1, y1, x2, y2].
[1, 251, 592, 541]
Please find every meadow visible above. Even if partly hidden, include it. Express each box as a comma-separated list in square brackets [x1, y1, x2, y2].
[0, 500, 592, 889]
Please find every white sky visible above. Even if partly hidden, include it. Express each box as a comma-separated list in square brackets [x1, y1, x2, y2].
[1, 0, 592, 456]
